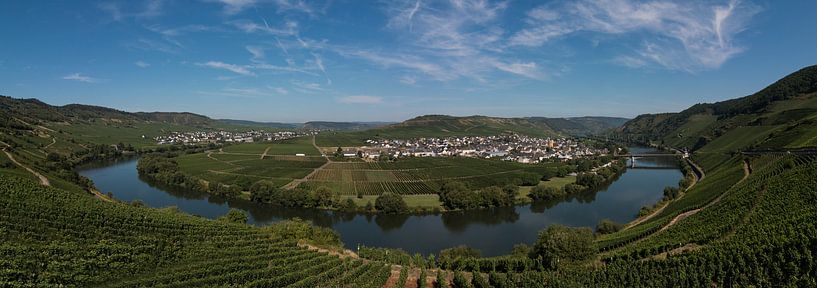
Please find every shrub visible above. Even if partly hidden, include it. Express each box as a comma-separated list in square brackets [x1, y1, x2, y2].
[375, 192, 409, 213]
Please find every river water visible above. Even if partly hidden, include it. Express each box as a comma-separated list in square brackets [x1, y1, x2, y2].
[79, 148, 681, 256]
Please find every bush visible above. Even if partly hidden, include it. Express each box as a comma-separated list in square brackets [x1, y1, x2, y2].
[375, 192, 408, 213]
[532, 224, 596, 267]
[517, 172, 541, 186]
[439, 245, 481, 263]
[219, 209, 248, 224]
[529, 185, 564, 201]
[595, 219, 623, 234]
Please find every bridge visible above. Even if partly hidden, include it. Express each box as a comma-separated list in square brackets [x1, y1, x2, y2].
[617, 153, 680, 168]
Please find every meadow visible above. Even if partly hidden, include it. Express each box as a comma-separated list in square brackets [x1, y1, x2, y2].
[175, 141, 565, 208]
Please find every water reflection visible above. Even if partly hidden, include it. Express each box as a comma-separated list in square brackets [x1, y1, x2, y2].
[78, 148, 682, 256]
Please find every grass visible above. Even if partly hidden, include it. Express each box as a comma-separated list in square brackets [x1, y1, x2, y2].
[220, 137, 319, 156]
[517, 176, 576, 199]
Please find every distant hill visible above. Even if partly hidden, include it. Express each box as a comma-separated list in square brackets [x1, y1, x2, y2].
[314, 114, 629, 147]
[217, 119, 299, 129]
[303, 121, 393, 131]
[619, 64, 817, 152]
[0, 96, 214, 127]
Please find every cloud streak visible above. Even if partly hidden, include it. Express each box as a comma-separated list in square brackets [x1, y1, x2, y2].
[62, 73, 101, 83]
[338, 95, 383, 104]
[511, 0, 760, 71]
[198, 61, 255, 76]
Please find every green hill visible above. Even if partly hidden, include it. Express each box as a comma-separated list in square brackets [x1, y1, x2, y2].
[317, 115, 628, 147]
[619, 65, 817, 151]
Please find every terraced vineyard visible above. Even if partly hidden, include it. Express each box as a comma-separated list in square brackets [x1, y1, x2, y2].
[172, 140, 560, 197]
[300, 157, 559, 196]
[0, 176, 392, 287]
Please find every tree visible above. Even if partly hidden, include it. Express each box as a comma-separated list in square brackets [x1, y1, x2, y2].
[312, 186, 336, 207]
[219, 209, 248, 224]
[532, 224, 596, 267]
[339, 198, 357, 211]
[595, 219, 623, 234]
[529, 185, 564, 201]
[375, 192, 408, 213]
[439, 181, 474, 209]
[335, 147, 343, 158]
[502, 184, 519, 200]
[663, 186, 680, 200]
[517, 172, 541, 186]
[249, 180, 279, 203]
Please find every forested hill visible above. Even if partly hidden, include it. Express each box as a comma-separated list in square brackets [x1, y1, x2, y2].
[0, 96, 213, 127]
[619, 64, 817, 152]
[380, 115, 627, 137]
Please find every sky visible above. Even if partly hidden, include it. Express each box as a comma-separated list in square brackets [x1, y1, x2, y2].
[1, 0, 816, 122]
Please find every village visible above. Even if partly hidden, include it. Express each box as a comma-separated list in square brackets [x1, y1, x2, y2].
[153, 130, 314, 145]
[355, 134, 609, 163]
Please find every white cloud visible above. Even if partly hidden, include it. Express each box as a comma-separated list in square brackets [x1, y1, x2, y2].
[311, 53, 331, 84]
[512, 0, 760, 71]
[246, 46, 265, 61]
[231, 19, 298, 35]
[216, 0, 256, 15]
[62, 73, 100, 83]
[273, 0, 314, 14]
[269, 86, 289, 95]
[366, 0, 550, 83]
[338, 95, 383, 104]
[400, 76, 417, 85]
[198, 61, 254, 76]
[491, 61, 544, 80]
[98, 0, 165, 21]
[135, 60, 151, 68]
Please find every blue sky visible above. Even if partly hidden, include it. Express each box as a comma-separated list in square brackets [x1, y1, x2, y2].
[1, 0, 816, 122]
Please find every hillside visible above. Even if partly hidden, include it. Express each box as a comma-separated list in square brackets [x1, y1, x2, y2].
[0, 96, 214, 127]
[316, 115, 627, 147]
[303, 121, 393, 131]
[619, 65, 817, 151]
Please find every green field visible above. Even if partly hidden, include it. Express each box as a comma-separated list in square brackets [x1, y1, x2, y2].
[517, 176, 576, 199]
[300, 157, 558, 196]
[176, 141, 560, 201]
[176, 142, 327, 190]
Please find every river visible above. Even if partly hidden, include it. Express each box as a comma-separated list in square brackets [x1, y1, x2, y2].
[78, 148, 681, 256]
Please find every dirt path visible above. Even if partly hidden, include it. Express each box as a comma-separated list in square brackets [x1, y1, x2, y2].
[44, 137, 57, 149]
[657, 159, 749, 233]
[404, 268, 421, 288]
[260, 146, 271, 159]
[90, 188, 114, 202]
[383, 266, 403, 288]
[282, 161, 330, 189]
[281, 136, 332, 190]
[2, 147, 50, 186]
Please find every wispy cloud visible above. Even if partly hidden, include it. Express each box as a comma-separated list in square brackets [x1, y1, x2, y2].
[273, 0, 314, 14]
[311, 53, 331, 84]
[511, 0, 760, 71]
[400, 75, 417, 85]
[231, 19, 298, 35]
[246, 46, 265, 62]
[338, 95, 383, 104]
[213, 0, 256, 15]
[135, 60, 151, 68]
[198, 61, 255, 76]
[62, 73, 101, 83]
[98, 0, 165, 21]
[369, 0, 546, 82]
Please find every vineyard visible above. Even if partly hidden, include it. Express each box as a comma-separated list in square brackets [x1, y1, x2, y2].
[300, 157, 559, 196]
[0, 176, 394, 287]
